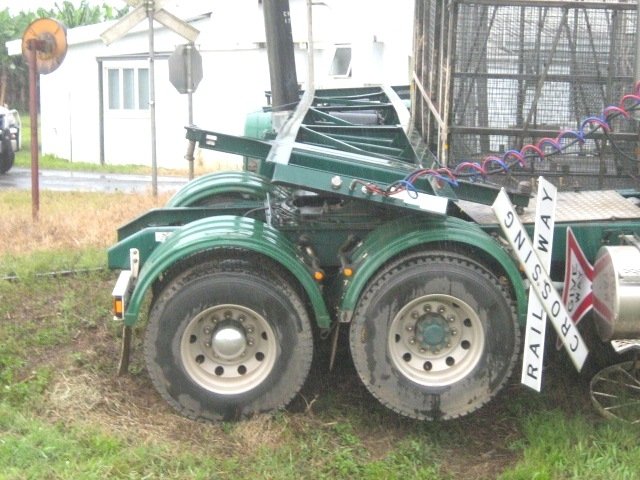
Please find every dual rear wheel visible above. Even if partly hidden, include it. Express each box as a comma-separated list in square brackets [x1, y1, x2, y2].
[144, 251, 520, 421]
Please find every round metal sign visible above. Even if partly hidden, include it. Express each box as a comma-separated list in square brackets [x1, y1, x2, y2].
[21, 18, 67, 75]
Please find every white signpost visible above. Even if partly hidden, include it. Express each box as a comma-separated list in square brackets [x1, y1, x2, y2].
[492, 188, 588, 372]
[101, 0, 199, 195]
[520, 178, 557, 391]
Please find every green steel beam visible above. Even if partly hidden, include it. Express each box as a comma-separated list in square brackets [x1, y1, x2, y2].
[186, 127, 271, 160]
[115, 207, 255, 242]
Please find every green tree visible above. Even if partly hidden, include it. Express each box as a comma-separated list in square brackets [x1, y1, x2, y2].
[0, 9, 35, 108]
[0, 2, 128, 109]
[37, 1, 129, 29]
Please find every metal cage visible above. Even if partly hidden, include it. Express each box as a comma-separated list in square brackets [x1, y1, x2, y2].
[412, 0, 640, 191]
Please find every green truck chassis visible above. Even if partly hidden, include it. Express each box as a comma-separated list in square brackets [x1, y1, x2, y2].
[108, 85, 640, 422]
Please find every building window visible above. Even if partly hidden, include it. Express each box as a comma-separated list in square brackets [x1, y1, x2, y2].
[138, 68, 149, 110]
[107, 67, 150, 110]
[108, 69, 120, 109]
[330, 45, 352, 77]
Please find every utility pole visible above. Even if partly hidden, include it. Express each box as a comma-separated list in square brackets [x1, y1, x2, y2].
[263, 0, 299, 131]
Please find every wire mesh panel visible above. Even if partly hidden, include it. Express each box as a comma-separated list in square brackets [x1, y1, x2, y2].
[412, 0, 640, 191]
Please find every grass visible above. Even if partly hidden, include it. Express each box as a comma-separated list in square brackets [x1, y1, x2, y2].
[0, 404, 223, 479]
[0, 189, 171, 269]
[12, 116, 198, 176]
[500, 411, 640, 480]
[0, 264, 451, 478]
[1, 190, 639, 479]
[13, 150, 155, 175]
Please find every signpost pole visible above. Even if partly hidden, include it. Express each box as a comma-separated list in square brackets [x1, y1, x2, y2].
[146, 0, 158, 196]
[186, 42, 194, 180]
[21, 18, 67, 221]
[168, 43, 202, 178]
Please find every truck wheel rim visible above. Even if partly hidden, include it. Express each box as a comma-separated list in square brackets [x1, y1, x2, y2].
[180, 304, 277, 394]
[388, 294, 485, 387]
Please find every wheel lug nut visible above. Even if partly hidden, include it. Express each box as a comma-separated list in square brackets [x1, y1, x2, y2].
[448, 316, 455, 323]
[419, 348, 426, 353]
[409, 337, 416, 345]
[204, 327, 212, 334]
[239, 315, 246, 323]
[205, 342, 211, 348]
[423, 305, 431, 312]
[411, 311, 419, 319]
[406, 325, 413, 332]
[438, 306, 446, 314]
[248, 339, 254, 347]
[224, 311, 232, 319]
[450, 329, 457, 336]
[247, 326, 254, 333]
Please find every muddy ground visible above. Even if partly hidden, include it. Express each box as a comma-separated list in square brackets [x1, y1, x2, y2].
[4, 273, 612, 479]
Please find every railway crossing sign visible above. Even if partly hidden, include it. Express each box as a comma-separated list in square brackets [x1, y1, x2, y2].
[520, 177, 557, 392]
[492, 187, 589, 372]
[101, 0, 199, 45]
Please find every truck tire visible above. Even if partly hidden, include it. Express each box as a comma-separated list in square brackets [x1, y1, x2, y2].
[350, 251, 520, 420]
[145, 258, 313, 421]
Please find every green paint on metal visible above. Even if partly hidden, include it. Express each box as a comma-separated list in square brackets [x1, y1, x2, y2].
[115, 207, 256, 242]
[244, 110, 273, 140]
[108, 227, 177, 270]
[186, 127, 272, 160]
[482, 220, 640, 268]
[186, 87, 520, 211]
[339, 216, 528, 325]
[552, 223, 640, 263]
[121, 216, 331, 329]
[166, 171, 284, 207]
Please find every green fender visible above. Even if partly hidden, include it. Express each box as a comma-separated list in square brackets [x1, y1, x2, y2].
[167, 171, 285, 207]
[122, 215, 331, 328]
[339, 216, 528, 325]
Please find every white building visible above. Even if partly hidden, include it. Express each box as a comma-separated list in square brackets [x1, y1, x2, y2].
[7, 0, 414, 169]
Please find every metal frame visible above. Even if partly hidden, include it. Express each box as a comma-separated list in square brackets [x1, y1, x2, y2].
[187, 84, 529, 208]
[412, 0, 640, 191]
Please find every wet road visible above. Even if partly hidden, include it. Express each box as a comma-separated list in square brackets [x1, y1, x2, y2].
[0, 167, 188, 193]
